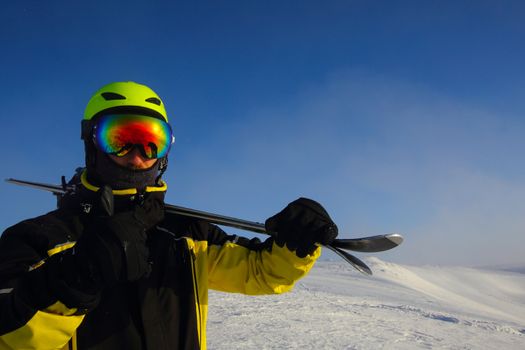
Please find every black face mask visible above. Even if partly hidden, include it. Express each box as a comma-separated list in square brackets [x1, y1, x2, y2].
[87, 149, 161, 191]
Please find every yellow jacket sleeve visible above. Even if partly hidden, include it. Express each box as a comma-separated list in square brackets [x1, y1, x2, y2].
[0, 301, 83, 350]
[206, 240, 320, 295]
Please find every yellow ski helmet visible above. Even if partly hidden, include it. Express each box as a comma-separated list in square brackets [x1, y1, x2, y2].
[83, 81, 168, 122]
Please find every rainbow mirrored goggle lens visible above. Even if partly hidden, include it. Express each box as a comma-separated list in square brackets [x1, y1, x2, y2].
[93, 114, 174, 159]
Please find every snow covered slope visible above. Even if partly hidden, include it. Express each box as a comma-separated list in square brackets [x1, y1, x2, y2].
[207, 258, 525, 349]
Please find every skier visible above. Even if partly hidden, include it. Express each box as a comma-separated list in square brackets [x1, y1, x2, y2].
[0, 82, 338, 350]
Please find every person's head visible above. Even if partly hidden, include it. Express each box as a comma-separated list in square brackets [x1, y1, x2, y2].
[81, 82, 174, 192]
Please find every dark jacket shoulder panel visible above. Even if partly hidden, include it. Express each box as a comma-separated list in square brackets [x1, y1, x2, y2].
[159, 212, 272, 252]
[0, 209, 84, 286]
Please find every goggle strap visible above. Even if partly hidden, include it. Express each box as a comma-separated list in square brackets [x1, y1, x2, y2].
[81, 119, 93, 140]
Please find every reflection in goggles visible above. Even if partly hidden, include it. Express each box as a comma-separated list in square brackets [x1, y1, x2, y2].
[93, 114, 174, 159]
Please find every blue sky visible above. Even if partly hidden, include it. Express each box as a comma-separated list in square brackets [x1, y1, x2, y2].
[1, 1, 524, 267]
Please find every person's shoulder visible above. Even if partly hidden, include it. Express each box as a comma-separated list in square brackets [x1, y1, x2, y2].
[2, 209, 79, 249]
[4, 209, 61, 231]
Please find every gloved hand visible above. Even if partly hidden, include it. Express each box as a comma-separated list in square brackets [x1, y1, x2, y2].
[265, 197, 338, 257]
[73, 186, 165, 287]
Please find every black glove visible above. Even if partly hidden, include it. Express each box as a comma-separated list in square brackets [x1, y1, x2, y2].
[265, 197, 338, 257]
[73, 186, 165, 286]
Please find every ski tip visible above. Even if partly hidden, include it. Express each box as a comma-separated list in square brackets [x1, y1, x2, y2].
[5, 178, 24, 186]
[385, 233, 404, 246]
[358, 265, 373, 276]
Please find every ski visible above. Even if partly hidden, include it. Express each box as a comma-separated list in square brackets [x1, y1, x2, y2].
[331, 234, 403, 253]
[325, 245, 372, 275]
[6, 177, 404, 275]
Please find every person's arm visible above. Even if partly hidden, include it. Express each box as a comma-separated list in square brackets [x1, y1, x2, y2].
[0, 188, 165, 350]
[206, 198, 338, 295]
[0, 219, 86, 350]
[207, 231, 321, 295]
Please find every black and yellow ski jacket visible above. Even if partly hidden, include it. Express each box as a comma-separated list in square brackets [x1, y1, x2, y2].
[0, 189, 320, 350]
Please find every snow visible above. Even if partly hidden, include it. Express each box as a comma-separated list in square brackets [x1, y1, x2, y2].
[207, 258, 525, 349]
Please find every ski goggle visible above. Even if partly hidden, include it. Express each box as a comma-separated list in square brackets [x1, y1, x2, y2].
[92, 114, 174, 159]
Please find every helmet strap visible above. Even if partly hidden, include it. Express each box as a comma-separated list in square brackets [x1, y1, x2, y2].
[156, 157, 168, 185]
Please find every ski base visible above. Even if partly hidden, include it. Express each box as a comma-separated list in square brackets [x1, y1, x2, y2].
[331, 234, 403, 253]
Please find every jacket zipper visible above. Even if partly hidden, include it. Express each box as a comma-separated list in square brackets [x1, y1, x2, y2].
[186, 240, 202, 349]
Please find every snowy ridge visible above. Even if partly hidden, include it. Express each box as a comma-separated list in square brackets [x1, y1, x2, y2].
[207, 258, 525, 349]
[365, 257, 525, 324]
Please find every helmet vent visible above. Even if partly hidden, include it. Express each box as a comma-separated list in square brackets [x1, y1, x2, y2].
[145, 97, 161, 106]
[101, 92, 126, 100]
